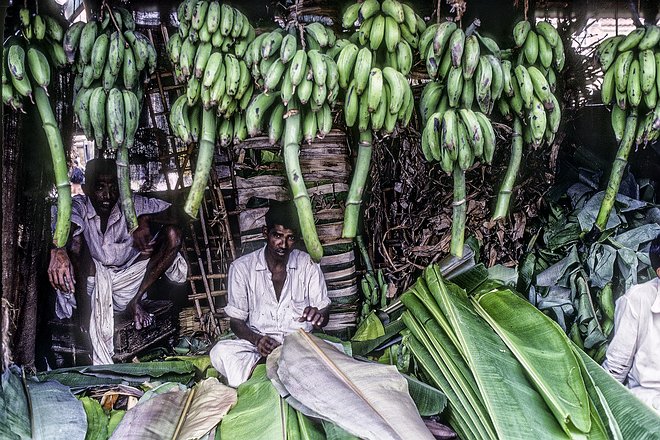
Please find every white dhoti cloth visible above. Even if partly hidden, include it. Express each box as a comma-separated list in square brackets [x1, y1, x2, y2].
[210, 339, 263, 388]
[85, 254, 187, 365]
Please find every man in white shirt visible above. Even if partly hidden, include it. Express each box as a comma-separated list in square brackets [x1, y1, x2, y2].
[47, 158, 188, 364]
[210, 202, 331, 387]
[603, 237, 660, 411]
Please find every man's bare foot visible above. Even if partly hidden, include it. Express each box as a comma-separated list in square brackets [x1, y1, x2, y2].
[130, 300, 153, 330]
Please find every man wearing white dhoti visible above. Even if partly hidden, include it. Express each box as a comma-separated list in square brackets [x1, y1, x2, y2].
[210, 202, 331, 387]
[48, 158, 188, 364]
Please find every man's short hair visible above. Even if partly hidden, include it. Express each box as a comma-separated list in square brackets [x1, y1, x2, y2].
[84, 158, 117, 186]
[649, 236, 660, 271]
[265, 200, 299, 232]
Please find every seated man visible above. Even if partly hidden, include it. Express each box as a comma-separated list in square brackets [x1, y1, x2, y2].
[210, 202, 331, 387]
[48, 158, 188, 364]
[603, 236, 660, 411]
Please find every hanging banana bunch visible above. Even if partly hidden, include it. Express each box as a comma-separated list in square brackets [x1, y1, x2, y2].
[242, 22, 340, 262]
[336, 0, 425, 239]
[167, 0, 255, 219]
[491, 19, 564, 221]
[63, 6, 156, 232]
[594, 25, 660, 232]
[3, 9, 71, 247]
[416, 20, 499, 257]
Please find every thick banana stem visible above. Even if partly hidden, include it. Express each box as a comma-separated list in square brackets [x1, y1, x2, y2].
[342, 130, 373, 238]
[116, 144, 137, 232]
[492, 117, 523, 221]
[34, 87, 71, 247]
[184, 107, 217, 218]
[450, 164, 467, 258]
[283, 109, 323, 262]
[595, 110, 638, 231]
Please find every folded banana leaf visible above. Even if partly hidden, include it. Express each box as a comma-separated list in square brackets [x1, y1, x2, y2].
[80, 396, 109, 440]
[472, 288, 592, 436]
[0, 368, 30, 440]
[421, 265, 568, 440]
[110, 378, 236, 440]
[26, 379, 87, 440]
[268, 330, 434, 440]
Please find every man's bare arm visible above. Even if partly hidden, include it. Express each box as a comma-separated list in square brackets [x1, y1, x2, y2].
[48, 226, 82, 292]
[230, 317, 279, 356]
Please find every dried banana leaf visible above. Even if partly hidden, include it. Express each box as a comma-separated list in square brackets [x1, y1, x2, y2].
[269, 330, 434, 440]
[0, 368, 31, 439]
[26, 379, 87, 440]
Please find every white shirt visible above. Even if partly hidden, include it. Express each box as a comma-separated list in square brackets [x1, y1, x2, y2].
[603, 277, 660, 409]
[70, 194, 170, 268]
[224, 246, 331, 343]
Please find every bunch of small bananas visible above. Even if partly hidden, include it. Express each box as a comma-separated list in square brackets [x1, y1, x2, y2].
[340, 0, 426, 75]
[167, 1, 255, 147]
[496, 20, 564, 147]
[64, 7, 156, 151]
[597, 25, 660, 146]
[244, 23, 340, 144]
[2, 8, 66, 111]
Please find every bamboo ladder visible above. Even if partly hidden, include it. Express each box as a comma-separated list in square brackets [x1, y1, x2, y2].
[143, 24, 237, 336]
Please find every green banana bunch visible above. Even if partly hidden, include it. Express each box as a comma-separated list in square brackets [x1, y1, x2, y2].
[243, 23, 339, 144]
[597, 25, 660, 147]
[341, 0, 425, 75]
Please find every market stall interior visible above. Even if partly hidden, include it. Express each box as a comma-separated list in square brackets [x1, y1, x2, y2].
[1, 0, 660, 438]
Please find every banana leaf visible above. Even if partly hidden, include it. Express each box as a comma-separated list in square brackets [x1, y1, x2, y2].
[26, 379, 87, 440]
[422, 265, 568, 440]
[403, 373, 447, 417]
[574, 347, 660, 439]
[351, 311, 385, 342]
[110, 378, 236, 440]
[107, 410, 125, 437]
[268, 330, 434, 440]
[322, 421, 360, 440]
[0, 368, 31, 440]
[472, 288, 592, 436]
[80, 397, 108, 440]
[220, 365, 297, 440]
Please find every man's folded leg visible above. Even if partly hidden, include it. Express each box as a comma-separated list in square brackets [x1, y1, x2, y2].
[210, 339, 262, 388]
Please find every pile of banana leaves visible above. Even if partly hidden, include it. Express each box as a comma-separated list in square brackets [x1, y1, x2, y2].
[517, 169, 660, 362]
[399, 264, 660, 440]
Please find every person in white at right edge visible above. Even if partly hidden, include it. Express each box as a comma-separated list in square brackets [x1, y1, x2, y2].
[210, 201, 331, 387]
[603, 236, 660, 411]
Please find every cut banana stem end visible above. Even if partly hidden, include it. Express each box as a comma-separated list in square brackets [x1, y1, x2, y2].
[342, 131, 374, 239]
[450, 164, 467, 258]
[283, 114, 323, 262]
[116, 143, 138, 232]
[595, 110, 638, 231]
[492, 117, 523, 221]
[184, 107, 217, 219]
[35, 87, 71, 247]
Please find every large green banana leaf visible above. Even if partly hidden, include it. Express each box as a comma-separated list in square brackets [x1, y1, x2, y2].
[110, 378, 236, 440]
[80, 396, 108, 440]
[422, 265, 568, 439]
[472, 288, 592, 436]
[574, 347, 660, 439]
[268, 330, 434, 440]
[26, 379, 88, 440]
[0, 368, 30, 439]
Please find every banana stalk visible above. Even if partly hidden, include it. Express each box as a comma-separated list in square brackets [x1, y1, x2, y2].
[595, 110, 638, 231]
[116, 144, 137, 232]
[184, 107, 217, 218]
[492, 117, 523, 221]
[342, 131, 373, 238]
[34, 87, 71, 247]
[450, 164, 467, 258]
[283, 109, 323, 262]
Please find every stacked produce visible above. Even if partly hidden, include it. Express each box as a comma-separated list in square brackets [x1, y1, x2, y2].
[242, 23, 340, 262]
[492, 20, 564, 220]
[336, 0, 424, 238]
[400, 264, 660, 439]
[2, 9, 70, 247]
[167, 0, 255, 218]
[594, 25, 660, 232]
[64, 6, 156, 232]
[417, 21, 499, 257]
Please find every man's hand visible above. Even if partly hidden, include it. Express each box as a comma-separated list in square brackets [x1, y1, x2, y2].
[256, 335, 280, 357]
[298, 306, 326, 327]
[48, 248, 75, 292]
[132, 216, 154, 255]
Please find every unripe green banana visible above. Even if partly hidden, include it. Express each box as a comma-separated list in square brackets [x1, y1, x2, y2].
[597, 35, 623, 72]
[354, 47, 373, 95]
[617, 27, 645, 52]
[245, 91, 279, 136]
[231, 10, 245, 39]
[308, 49, 327, 86]
[289, 49, 308, 87]
[418, 23, 439, 60]
[382, 66, 404, 115]
[359, 0, 380, 22]
[644, 84, 657, 109]
[7, 45, 26, 81]
[401, 3, 418, 34]
[627, 59, 641, 107]
[601, 66, 615, 105]
[122, 46, 138, 90]
[486, 55, 503, 104]
[79, 21, 98, 64]
[106, 88, 125, 150]
[310, 82, 326, 111]
[447, 65, 463, 108]
[459, 108, 484, 158]
[306, 22, 330, 48]
[317, 102, 333, 138]
[639, 49, 656, 94]
[264, 58, 285, 92]
[441, 109, 459, 160]
[535, 21, 559, 47]
[432, 21, 457, 58]
[615, 84, 627, 110]
[638, 24, 660, 50]
[358, 17, 374, 47]
[502, 59, 514, 96]
[202, 52, 223, 88]
[47, 41, 67, 69]
[366, 67, 382, 112]
[186, 75, 201, 106]
[396, 41, 413, 75]
[527, 65, 553, 109]
[268, 103, 285, 145]
[475, 56, 493, 113]
[342, 3, 361, 29]
[514, 65, 533, 109]
[235, 61, 251, 100]
[449, 28, 465, 68]
[297, 72, 313, 104]
[423, 112, 441, 161]
[513, 20, 531, 48]
[537, 34, 553, 69]
[384, 16, 400, 53]
[509, 77, 524, 118]
[523, 30, 539, 65]
[368, 15, 385, 51]
[27, 46, 50, 91]
[303, 108, 318, 143]
[344, 79, 359, 127]
[261, 30, 283, 60]
[456, 120, 473, 171]
[475, 111, 496, 163]
[89, 86, 107, 147]
[461, 76, 475, 109]
[382, 0, 405, 23]
[193, 42, 212, 78]
[370, 84, 388, 130]
[74, 87, 93, 139]
[33, 15, 46, 40]
[224, 54, 240, 96]
[63, 21, 85, 63]
[358, 90, 370, 132]
[529, 96, 547, 145]
[280, 34, 297, 64]
[90, 33, 109, 80]
[552, 36, 565, 71]
[462, 34, 480, 80]
[336, 43, 359, 89]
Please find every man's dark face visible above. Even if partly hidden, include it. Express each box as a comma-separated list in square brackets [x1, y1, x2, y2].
[84, 173, 119, 217]
[263, 224, 297, 262]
